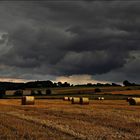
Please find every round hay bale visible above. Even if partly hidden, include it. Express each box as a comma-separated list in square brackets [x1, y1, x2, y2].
[80, 97, 89, 105]
[68, 97, 73, 101]
[63, 96, 69, 101]
[71, 97, 80, 104]
[101, 97, 104, 100]
[22, 96, 35, 105]
[128, 98, 140, 105]
[98, 97, 101, 100]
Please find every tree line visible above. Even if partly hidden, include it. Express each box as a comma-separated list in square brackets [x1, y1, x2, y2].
[0, 80, 139, 91]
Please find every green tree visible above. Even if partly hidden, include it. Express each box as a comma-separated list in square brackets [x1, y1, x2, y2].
[123, 80, 131, 86]
[0, 90, 6, 98]
[46, 89, 52, 95]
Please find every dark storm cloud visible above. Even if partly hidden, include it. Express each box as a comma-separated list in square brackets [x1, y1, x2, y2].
[0, 0, 139, 82]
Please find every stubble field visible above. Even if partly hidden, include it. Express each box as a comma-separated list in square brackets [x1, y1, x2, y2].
[0, 99, 140, 140]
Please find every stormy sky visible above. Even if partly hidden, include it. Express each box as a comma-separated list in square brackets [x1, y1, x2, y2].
[0, 0, 140, 84]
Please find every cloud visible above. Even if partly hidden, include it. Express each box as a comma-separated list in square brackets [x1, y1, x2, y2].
[0, 77, 28, 83]
[55, 74, 109, 85]
[0, 0, 139, 83]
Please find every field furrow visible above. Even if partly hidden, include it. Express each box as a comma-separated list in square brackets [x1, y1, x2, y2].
[0, 112, 77, 140]
[0, 99, 140, 140]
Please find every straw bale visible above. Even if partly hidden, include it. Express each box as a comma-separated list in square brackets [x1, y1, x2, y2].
[22, 96, 35, 105]
[68, 97, 73, 101]
[80, 97, 89, 105]
[128, 98, 140, 105]
[101, 97, 104, 100]
[63, 96, 69, 101]
[71, 97, 80, 104]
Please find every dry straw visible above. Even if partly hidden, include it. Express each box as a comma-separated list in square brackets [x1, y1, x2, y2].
[63, 96, 69, 101]
[71, 97, 80, 104]
[21, 96, 35, 105]
[80, 97, 89, 105]
[128, 98, 140, 105]
[98, 97, 104, 100]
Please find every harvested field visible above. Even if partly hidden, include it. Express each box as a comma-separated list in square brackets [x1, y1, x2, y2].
[51, 86, 140, 94]
[0, 99, 140, 140]
[109, 90, 140, 95]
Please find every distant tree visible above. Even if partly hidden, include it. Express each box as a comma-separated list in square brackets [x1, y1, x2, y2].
[87, 83, 92, 87]
[62, 82, 70, 87]
[0, 90, 6, 98]
[96, 83, 103, 86]
[57, 82, 62, 87]
[104, 83, 111, 86]
[37, 90, 42, 95]
[45, 80, 54, 87]
[123, 80, 132, 86]
[37, 83, 42, 88]
[53, 82, 57, 87]
[46, 89, 52, 95]
[131, 83, 137, 86]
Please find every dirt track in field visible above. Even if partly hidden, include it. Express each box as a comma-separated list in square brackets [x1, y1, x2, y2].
[0, 99, 140, 140]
